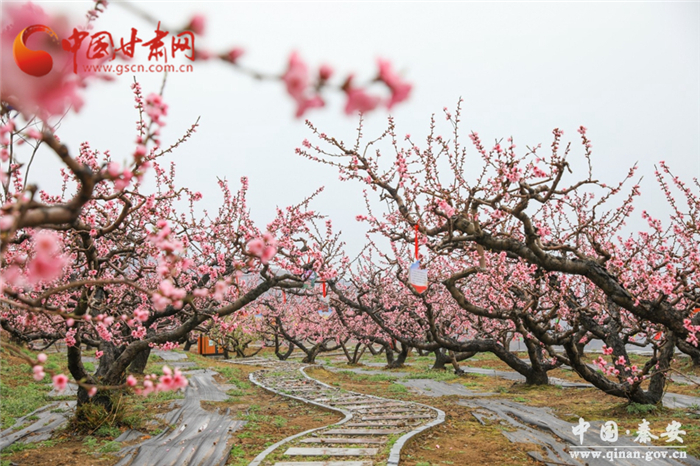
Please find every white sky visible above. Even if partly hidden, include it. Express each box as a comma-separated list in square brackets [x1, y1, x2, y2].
[12, 1, 700, 256]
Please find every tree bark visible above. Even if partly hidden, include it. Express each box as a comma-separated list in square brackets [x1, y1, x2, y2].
[127, 346, 151, 374]
[677, 340, 700, 367]
[386, 342, 409, 369]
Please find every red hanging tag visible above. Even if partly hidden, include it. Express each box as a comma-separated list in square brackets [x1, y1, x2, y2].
[282, 291, 286, 304]
[654, 332, 663, 341]
[322, 281, 327, 298]
[414, 223, 419, 260]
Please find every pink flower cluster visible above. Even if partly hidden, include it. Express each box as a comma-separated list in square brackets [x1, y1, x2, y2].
[149, 220, 186, 269]
[26, 231, 68, 285]
[52, 373, 68, 392]
[342, 59, 411, 116]
[377, 59, 412, 109]
[0, 120, 16, 163]
[65, 328, 77, 347]
[131, 326, 147, 339]
[247, 232, 278, 265]
[187, 14, 206, 36]
[282, 52, 325, 118]
[31, 353, 49, 381]
[134, 365, 188, 396]
[145, 93, 169, 128]
[148, 342, 180, 351]
[152, 278, 187, 311]
[133, 307, 150, 322]
[437, 200, 455, 217]
[683, 318, 700, 347]
[212, 279, 230, 302]
[343, 80, 381, 115]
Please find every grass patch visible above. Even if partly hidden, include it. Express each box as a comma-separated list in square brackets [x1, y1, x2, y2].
[81, 435, 121, 454]
[337, 370, 398, 383]
[407, 369, 460, 382]
[626, 402, 658, 415]
[0, 350, 71, 429]
[1, 438, 61, 454]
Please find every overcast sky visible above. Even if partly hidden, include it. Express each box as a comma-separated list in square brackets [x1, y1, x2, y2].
[17, 1, 700, 256]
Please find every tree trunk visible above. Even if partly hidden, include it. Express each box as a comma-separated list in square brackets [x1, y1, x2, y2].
[521, 340, 550, 385]
[73, 341, 126, 412]
[127, 346, 151, 374]
[301, 344, 321, 364]
[386, 343, 409, 369]
[450, 350, 477, 374]
[432, 348, 450, 370]
[367, 344, 384, 356]
[351, 343, 367, 364]
[274, 334, 294, 360]
[432, 348, 477, 371]
[677, 340, 700, 367]
[524, 367, 550, 385]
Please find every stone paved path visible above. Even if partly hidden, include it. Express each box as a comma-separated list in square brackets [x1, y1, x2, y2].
[341, 363, 700, 412]
[227, 358, 445, 466]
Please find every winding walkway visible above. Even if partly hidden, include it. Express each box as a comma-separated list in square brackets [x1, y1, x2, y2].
[229, 357, 445, 466]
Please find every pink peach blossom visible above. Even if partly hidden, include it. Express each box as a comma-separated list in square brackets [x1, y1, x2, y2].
[52, 373, 68, 392]
[377, 59, 412, 109]
[344, 87, 381, 115]
[33, 365, 45, 381]
[188, 14, 206, 35]
[261, 245, 277, 264]
[247, 238, 264, 257]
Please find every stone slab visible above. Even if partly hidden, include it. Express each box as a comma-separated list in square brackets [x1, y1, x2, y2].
[345, 422, 405, 427]
[348, 403, 406, 410]
[333, 399, 382, 406]
[284, 448, 378, 456]
[300, 438, 385, 444]
[153, 350, 189, 361]
[361, 414, 432, 421]
[274, 462, 372, 466]
[324, 429, 403, 435]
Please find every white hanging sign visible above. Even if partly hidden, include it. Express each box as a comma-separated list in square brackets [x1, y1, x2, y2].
[409, 260, 428, 294]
